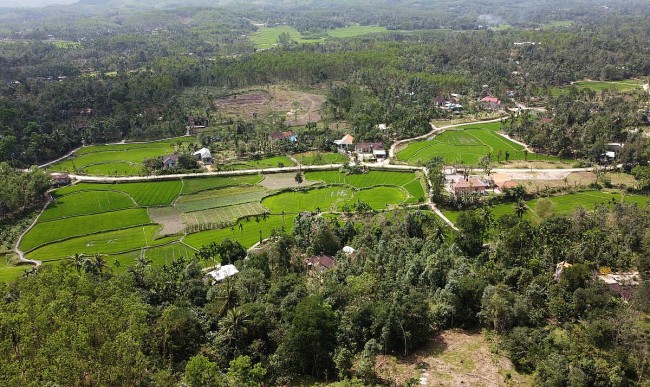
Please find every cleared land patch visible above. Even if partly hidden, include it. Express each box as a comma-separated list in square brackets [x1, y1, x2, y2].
[259, 172, 316, 189]
[397, 122, 564, 165]
[251, 25, 388, 49]
[0, 255, 31, 283]
[43, 190, 135, 220]
[148, 207, 185, 236]
[552, 79, 645, 95]
[375, 329, 531, 386]
[214, 87, 325, 126]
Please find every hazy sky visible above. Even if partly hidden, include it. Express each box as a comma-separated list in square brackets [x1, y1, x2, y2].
[0, 0, 77, 7]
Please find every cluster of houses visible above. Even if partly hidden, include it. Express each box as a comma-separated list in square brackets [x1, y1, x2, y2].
[161, 147, 213, 169]
[448, 173, 519, 195]
[334, 134, 387, 161]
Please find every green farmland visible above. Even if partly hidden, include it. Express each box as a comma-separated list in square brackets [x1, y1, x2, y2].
[22, 170, 424, 269]
[551, 79, 646, 95]
[443, 191, 650, 224]
[396, 122, 564, 165]
[296, 152, 348, 165]
[50, 137, 196, 176]
[251, 25, 388, 49]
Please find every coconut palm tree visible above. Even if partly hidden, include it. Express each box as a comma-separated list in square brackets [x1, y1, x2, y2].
[66, 253, 86, 274]
[514, 199, 528, 219]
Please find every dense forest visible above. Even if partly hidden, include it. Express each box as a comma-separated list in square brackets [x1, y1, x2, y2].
[1, 205, 648, 385]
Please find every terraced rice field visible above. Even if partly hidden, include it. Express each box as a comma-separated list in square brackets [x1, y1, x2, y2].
[305, 170, 425, 202]
[175, 186, 268, 212]
[0, 255, 30, 283]
[27, 225, 178, 261]
[43, 190, 135, 220]
[50, 136, 195, 176]
[182, 202, 268, 225]
[184, 215, 290, 249]
[262, 186, 406, 213]
[181, 175, 263, 194]
[56, 180, 182, 206]
[397, 122, 563, 165]
[20, 209, 151, 251]
[443, 191, 650, 224]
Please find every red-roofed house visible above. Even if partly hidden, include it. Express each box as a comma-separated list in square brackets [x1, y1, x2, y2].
[268, 130, 297, 142]
[454, 177, 489, 194]
[480, 96, 502, 110]
[355, 142, 386, 160]
[334, 134, 354, 152]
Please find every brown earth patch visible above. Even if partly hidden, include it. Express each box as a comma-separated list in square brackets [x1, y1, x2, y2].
[375, 329, 532, 387]
[515, 171, 636, 192]
[148, 207, 184, 236]
[259, 173, 316, 190]
[214, 86, 325, 126]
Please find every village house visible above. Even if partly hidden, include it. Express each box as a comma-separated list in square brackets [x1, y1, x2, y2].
[334, 134, 354, 153]
[51, 172, 71, 186]
[480, 96, 502, 110]
[268, 130, 298, 142]
[354, 142, 386, 160]
[454, 177, 489, 194]
[597, 271, 639, 302]
[305, 255, 335, 279]
[206, 264, 239, 284]
[162, 154, 179, 169]
[193, 147, 213, 164]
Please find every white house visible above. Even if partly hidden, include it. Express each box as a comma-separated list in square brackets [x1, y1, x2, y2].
[193, 147, 213, 164]
[207, 264, 239, 283]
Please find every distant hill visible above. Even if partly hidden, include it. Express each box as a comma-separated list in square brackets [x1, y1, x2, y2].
[0, 0, 77, 7]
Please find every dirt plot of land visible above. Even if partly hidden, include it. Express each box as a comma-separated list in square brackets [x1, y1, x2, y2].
[259, 173, 316, 190]
[515, 171, 637, 192]
[148, 207, 184, 236]
[375, 329, 531, 386]
[214, 87, 325, 126]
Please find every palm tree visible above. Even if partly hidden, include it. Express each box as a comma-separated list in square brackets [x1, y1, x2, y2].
[214, 278, 238, 317]
[67, 253, 85, 274]
[514, 199, 528, 219]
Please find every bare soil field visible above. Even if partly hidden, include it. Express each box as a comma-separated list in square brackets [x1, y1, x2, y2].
[259, 173, 316, 190]
[148, 207, 184, 236]
[375, 329, 531, 386]
[515, 171, 637, 192]
[214, 86, 325, 126]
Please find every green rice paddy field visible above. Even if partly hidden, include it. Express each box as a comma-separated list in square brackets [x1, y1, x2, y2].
[397, 122, 565, 166]
[296, 152, 348, 165]
[50, 136, 196, 176]
[443, 191, 650, 224]
[19, 170, 425, 272]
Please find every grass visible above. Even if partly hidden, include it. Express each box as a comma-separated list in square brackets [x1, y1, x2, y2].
[296, 151, 348, 165]
[305, 170, 426, 202]
[20, 209, 151, 252]
[0, 255, 31, 283]
[397, 122, 564, 166]
[443, 191, 650, 224]
[183, 202, 269, 226]
[27, 225, 179, 261]
[175, 186, 268, 212]
[224, 156, 295, 170]
[50, 136, 196, 176]
[184, 215, 291, 249]
[43, 190, 135, 220]
[181, 175, 263, 194]
[143, 242, 197, 266]
[55, 180, 182, 207]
